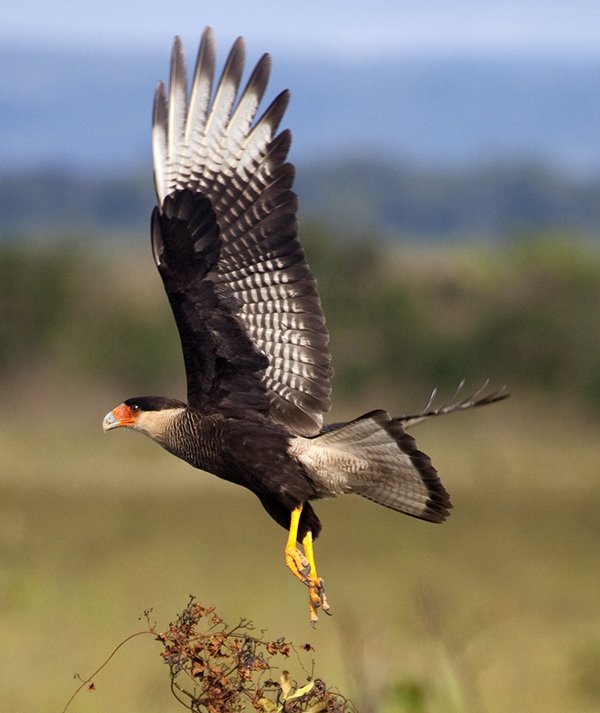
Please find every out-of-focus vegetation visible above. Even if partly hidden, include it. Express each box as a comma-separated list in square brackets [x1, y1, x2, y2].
[2, 229, 599, 412]
[2, 404, 600, 713]
[304, 227, 600, 412]
[299, 159, 600, 239]
[4, 159, 600, 240]
[1, 227, 599, 713]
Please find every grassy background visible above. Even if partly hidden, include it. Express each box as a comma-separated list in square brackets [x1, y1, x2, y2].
[2, 387, 600, 712]
[1, 237, 600, 712]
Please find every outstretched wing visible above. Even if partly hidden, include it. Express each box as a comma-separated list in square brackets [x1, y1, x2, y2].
[151, 28, 333, 436]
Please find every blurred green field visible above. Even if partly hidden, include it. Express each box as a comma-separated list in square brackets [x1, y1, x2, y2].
[2, 387, 600, 713]
[2, 233, 600, 411]
[1, 236, 600, 712]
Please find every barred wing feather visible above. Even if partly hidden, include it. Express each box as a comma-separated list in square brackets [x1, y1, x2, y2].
[151, 27, 332, 436]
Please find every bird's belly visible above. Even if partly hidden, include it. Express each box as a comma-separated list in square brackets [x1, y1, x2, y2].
[166, 417, 319, 505]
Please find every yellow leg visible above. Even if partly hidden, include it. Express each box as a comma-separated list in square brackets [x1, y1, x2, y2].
[284, 505, 311, 581]
[302, 530, 331, 624]
[284, 506, 331, 626]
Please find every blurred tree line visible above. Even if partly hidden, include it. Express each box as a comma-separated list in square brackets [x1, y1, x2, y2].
[3, 159, 600, 241]
[1, 227, 599, 413]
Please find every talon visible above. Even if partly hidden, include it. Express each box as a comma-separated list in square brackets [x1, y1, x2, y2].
[299, 557, 311, 580]
[285, 547, 311, 581]
[308, 576, 331, 625]
[309, 581, 322, 609]
[316, 578, 331, 615]
[308, 582, 321, 626]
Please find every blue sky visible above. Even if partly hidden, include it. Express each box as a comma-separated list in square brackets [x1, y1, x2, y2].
[3, 1, 600, 175]
[4, 0, 600, 58]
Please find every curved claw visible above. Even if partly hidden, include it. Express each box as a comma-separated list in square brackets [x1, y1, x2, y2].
[308, 577, 331, 626]
[285, 546, 311, 581]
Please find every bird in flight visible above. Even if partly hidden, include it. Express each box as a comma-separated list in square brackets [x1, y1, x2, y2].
[103, 27, 507, 625]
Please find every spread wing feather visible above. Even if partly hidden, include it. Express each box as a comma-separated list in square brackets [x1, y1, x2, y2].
[151, 27, 332, 435]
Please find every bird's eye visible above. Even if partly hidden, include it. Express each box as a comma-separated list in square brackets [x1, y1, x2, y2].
[130, 404, 140, 413]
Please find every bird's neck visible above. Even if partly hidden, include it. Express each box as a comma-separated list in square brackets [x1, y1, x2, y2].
[143, 407, 222, 473]
[135, 406, 188, 447]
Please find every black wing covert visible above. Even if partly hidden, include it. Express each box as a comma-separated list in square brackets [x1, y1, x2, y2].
[151, 191, 270, 413]
[151, 27, 333, 436]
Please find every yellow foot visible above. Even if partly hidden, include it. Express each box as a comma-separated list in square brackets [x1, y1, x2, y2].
[285, 506, 333, 625]
[285, 545, 311, 581]
[284, 544, 331, 625]
[308, 577, 331, 627]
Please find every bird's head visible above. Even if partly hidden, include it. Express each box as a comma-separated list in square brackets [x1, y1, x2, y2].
[103, 396, 186, 443]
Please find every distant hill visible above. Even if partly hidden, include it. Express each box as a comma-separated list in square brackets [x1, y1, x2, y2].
[2, 159, 599, 241]
[297, 158, 600, 241]
[2, 45, 600, 174]
[3, 45, 600, 241]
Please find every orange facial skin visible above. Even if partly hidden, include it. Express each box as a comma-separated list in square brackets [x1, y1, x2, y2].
[106, 403, 139, 429]
[113, 403, 138, 427]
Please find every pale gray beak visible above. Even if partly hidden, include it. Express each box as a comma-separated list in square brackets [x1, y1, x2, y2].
[102, 411, 119, 432]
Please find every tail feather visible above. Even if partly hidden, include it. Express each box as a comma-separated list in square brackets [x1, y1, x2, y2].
[398, 380, 510, 429]
[291, 385, 508, 523]
[353, 411, 451, 522]
[291, 410, 451, 523]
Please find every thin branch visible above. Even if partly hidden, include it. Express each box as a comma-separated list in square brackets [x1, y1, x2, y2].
[61, 630, 153, 713]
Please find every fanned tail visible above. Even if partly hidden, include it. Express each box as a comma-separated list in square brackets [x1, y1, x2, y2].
[291, 382, 508, 523]
[291, 410, 452, 523]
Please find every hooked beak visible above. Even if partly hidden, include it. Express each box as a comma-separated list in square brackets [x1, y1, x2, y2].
[102, 404, 137, 432]
[102, 411, 119, 431]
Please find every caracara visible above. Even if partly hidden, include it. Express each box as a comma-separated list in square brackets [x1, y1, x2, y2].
[103, 27, 507, 624]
